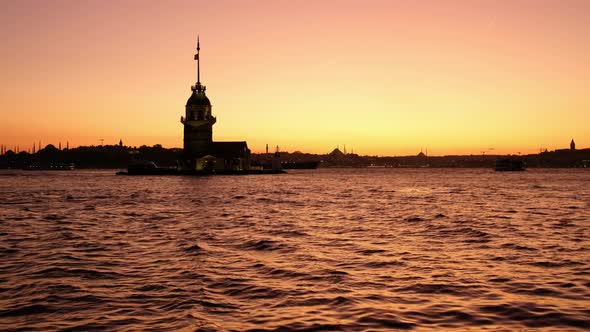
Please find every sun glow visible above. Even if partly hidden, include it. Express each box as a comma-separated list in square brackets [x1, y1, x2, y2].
[1, 0, 588, 155]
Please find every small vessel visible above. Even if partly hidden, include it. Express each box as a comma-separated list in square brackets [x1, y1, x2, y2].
[119, 161, 177, 175]
[495, 158, 526, 171]
[280, 161, 321, 169]
[23, 163, 75, 170]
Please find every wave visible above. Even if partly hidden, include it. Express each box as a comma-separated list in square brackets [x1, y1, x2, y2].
[2, 168, 589, 331]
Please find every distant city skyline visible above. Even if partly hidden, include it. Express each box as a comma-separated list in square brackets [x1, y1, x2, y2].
[1, 0, 588, 156]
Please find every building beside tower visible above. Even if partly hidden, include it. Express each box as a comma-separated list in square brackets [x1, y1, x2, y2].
[180, 38, 251, 171]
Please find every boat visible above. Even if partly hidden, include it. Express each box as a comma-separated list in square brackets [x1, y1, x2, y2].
[120, 161, 178, 175]
[23, 163, 75, 170]
[280, 161, 321, 169]
[494, 158, 526, 171]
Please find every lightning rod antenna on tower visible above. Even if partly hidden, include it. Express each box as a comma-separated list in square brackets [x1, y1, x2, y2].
[196, 36, 201, 85]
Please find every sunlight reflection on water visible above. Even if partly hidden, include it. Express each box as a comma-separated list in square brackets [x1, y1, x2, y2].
[0, 168, 589, 331]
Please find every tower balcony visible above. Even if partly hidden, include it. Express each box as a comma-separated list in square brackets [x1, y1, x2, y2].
[181, 115, 216, 128]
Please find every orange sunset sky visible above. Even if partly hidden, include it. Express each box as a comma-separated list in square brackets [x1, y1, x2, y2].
[0, 0, 588, 156]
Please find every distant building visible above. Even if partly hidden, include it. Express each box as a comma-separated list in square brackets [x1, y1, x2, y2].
[571, 139, 576, 151]
[328, 147, 344, 157]
[180, 37, 250, 171]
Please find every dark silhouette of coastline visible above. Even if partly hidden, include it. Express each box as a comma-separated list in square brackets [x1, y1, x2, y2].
[0, 144, 181, 169]
[1, 143, 588, 169]
[253, 147, 589, 168]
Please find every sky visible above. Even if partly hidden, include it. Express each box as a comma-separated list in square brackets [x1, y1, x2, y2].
[0, 0, 588, 156]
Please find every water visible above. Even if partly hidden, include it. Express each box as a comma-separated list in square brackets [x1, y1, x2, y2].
[1, 168, 589, 331]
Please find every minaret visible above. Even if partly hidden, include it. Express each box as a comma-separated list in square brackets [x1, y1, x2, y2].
[181, 36, 216, 167]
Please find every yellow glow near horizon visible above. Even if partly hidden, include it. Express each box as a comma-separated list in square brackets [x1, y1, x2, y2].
[0, 0, 588, 155]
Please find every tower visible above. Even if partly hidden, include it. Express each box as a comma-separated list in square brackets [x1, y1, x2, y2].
[181, 36, 216, 164]
[570, 139, 576, 151]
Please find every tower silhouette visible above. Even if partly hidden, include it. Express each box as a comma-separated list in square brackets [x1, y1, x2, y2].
[181, 36, 216, 163]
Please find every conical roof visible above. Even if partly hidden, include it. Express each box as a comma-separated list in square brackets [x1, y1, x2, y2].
[186, 90, 211, 106]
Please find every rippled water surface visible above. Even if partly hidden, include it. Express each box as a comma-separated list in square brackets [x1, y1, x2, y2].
[1, 169, 589, 331]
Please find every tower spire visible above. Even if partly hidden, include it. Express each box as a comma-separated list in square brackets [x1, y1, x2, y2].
[192, 36, 205, 93]
[196, 35, 201, 85]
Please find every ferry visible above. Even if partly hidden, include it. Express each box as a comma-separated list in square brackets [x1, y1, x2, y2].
[494, 158, 526, 171]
